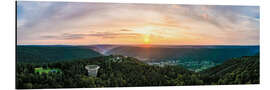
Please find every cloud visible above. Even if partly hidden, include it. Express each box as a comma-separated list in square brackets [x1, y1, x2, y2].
[120, 29, 132, 32]
[17, 2, 260, 45]
[42, 32, 142, 40]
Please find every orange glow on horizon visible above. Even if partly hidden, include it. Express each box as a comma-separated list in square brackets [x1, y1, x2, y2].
[139, 44, 152, 48]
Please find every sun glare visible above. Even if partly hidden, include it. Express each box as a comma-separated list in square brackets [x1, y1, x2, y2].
[144, 37, 150, 44]
[141, 36, 151, 48]
[143, 33, 151, 44]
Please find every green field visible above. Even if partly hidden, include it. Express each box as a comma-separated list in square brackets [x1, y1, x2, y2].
[34, 67, 61, 74]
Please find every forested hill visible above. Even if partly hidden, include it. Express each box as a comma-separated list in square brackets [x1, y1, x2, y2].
[16, 55, 202, 89]
[200, 54, 259, 84]
[16, 54, 259, 89]
[16, 46, 102, 63]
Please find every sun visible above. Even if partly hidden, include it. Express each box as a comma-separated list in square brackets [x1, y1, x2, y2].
[144, 37, 150, 44]
[141, 36, 151, 47]
[143, 34, 151, 44]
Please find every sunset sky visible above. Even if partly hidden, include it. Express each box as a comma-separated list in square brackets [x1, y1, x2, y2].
[17, 1, 260, 45]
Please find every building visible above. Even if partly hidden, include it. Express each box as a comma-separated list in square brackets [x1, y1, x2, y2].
[85, 65, 100, 77]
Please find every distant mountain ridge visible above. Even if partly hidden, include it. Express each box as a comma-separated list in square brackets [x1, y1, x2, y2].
[104, 45, 259, 62]
[16, 45, 102, 63]
[16, 45, 259, 71]
[82, 45, 120, 55]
